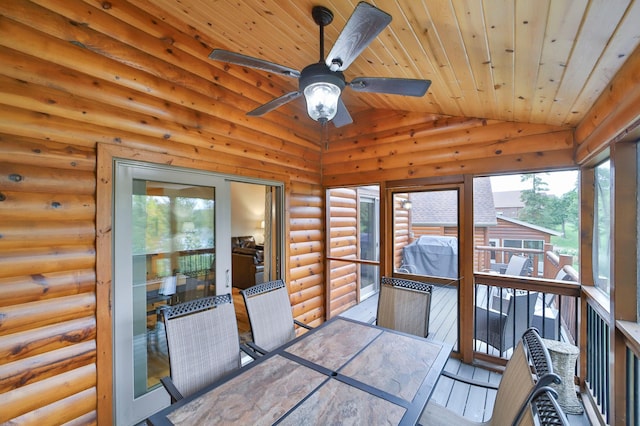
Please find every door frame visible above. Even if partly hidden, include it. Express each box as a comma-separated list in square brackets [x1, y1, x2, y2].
[113, 160, 231, 424]
[96, 144, 289, 424]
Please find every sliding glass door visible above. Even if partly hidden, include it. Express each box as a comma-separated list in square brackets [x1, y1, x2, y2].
[113, 161, 231, 424]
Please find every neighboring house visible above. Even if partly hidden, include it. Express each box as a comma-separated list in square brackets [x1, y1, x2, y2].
[492, 190, 525, 218]
[486, 214, 563, 274]
[404, 179, 561, 275]
[403, 177, 498, 272]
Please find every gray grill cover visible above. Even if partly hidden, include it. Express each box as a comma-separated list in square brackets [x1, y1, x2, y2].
[402, 235, 458, 279]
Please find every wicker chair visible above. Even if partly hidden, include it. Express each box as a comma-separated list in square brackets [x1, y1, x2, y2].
[241, 279, 312, 354]
[159, 294, 256, 402]
[475, 290, 538, 356]
[377, 276, 433, 338]
[419, 328, 561, 426]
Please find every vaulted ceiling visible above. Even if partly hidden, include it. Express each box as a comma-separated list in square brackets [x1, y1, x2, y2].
[142, 0, 640, 130]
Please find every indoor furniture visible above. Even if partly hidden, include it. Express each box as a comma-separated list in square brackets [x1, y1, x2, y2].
[148, 316, 452, 425]
[231, 236, 264, 289]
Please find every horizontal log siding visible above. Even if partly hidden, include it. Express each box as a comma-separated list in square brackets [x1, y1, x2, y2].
[289, 182, 324, 328]
[327, 188, 358, 318]
[394, 197, 410, 270]
[323, 111, 575, 186]
[0, 1, 323, 423]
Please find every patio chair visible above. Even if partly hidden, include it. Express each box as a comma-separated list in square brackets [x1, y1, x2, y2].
[475, 290, 538, 356]
[160, 294, 256, 402]
[419, 328, 561, 426]
[503, 254, 533, 276]
[377, 276, 433, 338]
[518, 386, 571, 426]
[241, 279, 312, 354]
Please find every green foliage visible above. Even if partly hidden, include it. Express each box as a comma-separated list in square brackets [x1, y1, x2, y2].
[518, 172, 579, 255]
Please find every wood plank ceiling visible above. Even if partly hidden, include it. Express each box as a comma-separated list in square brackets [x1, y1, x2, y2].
[136, 0, 640, 131]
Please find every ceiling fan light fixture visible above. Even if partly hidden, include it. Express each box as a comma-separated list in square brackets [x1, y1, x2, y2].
[303, 81, 341, 121]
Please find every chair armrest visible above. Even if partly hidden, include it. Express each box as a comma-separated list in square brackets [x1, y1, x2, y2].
[440, 370, 499, 390]
[160, 376, 184, 403]
[294, 319, 313, 330]
[240, 343, 262, 359]
[245, 341, 268, 356]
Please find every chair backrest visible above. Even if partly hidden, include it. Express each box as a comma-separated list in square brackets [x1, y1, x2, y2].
[162, 294, 241, 398]
[377, 277, 433, 337]
[489, 340, 537, 425]
[501, 291, 539, 352]
[241, 279, 296, 352]
[516, 387, 570, 426]
[504, 255, 533, 276]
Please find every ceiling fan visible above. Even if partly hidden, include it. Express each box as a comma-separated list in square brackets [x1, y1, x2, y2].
[209, 2, 431, 130]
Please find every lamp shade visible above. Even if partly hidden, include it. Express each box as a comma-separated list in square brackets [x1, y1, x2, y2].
[303, 81, 340, 121]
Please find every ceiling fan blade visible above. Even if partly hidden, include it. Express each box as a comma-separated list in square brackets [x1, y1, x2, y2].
[332, 98, 353, 128]
[325, 2, 392, 72]
[349, 77, 431, 97]
[247, 91, 302, 117]
[209, 49, 301, 78]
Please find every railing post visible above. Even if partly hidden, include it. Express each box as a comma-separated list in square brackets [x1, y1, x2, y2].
[543, 243, 553, 279]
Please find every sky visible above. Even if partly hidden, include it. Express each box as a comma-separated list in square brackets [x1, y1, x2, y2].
[490, 170, 579, 196]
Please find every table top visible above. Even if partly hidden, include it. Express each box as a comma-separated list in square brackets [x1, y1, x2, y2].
[148, 316, 452, 425]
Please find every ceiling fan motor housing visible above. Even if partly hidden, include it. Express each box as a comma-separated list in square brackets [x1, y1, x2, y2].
[299, 62, 346, 92]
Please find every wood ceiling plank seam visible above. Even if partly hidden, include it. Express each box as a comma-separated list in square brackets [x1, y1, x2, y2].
[454, 0, 499, 120]
[214, 0, 319, 67]
[391, 1, 451, 115]
[512, 0, 550, 123]
[152, 0, 313, 78]
[482, 0, 516, 123]
[368, 0, 452, 115]
[546, 0, 631, 126]
[363, 0, 423, 79]
[426, 0, 484, 118]
[406, 0, 466, 117]
[564, 0, 640, 129]
[530, 0, 589, 125]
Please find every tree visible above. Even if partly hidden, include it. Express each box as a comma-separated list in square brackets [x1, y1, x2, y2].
[518, 174, 553, 227]
[518, 173, 579, 233]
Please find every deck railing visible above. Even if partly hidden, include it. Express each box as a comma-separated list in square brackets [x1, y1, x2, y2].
[473, 273, 581, 362]
[617, 320, 640, 426]
[583, 286, 611, 424]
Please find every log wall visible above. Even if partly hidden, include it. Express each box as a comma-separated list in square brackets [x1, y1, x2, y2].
[323, 113, 576, 186]
[0, 1, 323, 424]
[327, 188, 358, 317]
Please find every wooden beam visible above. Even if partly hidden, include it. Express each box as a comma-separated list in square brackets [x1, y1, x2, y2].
[575, 46, 640, 164]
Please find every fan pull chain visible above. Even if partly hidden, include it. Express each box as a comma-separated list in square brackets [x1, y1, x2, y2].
[320, 119, 329, 150]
